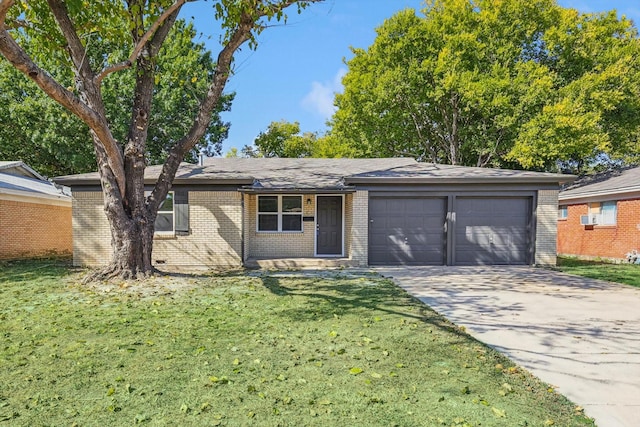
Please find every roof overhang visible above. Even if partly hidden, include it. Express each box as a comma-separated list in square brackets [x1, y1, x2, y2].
[559, 187, 640, 203]
[53, 177, 255, 187]
[345, 176, 576, 185]
[239, 187, 356, 194]
[0, 188, 71, 206]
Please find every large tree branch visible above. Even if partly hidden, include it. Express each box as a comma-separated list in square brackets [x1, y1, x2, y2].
[95, 0, 191, 86]
[46, 0, 93, 78]
[147, 1, 321, 210]
[0, 0, 13, 24]
[124, 5, 181, 216]
[44, 0, 127, 197]
[148, 12, 255, 212]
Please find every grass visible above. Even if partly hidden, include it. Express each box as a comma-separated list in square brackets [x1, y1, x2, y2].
[556, 256, 640, 288]
[0, 259, 593, 426]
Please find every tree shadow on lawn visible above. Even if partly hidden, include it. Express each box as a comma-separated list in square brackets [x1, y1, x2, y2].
[258, 273, 468, 340]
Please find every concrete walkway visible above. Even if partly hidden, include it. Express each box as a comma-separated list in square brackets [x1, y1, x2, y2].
[375, 266, 640, 427]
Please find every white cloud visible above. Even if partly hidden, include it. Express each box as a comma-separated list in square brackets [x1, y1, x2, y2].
[301, 68, 347, 119]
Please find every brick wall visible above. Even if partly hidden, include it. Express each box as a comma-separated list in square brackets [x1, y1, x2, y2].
[535, 190, 558, 265]
[0, 198, 72, 260]
[72, 190, 242, 268]
[72, 191, 111, 266]
[245, 193, 317, 258]
[558, 198, 640, 261]
[344, 193, 353, 261]
[153, 191, 242, 268]
[350, 190, 368, 266]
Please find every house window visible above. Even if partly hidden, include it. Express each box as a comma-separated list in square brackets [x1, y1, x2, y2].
[155, 192, 175, 233]
[589, 201, 617, 225]
[558, 205, 568, 220]
[257, 195, 303, 232]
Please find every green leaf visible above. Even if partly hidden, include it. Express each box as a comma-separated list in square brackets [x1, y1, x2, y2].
[349, 367, 363, 375]
[491, 407, 506, 418]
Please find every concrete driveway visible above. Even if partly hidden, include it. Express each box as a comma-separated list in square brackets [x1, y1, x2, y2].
[375, 266, 640, 427]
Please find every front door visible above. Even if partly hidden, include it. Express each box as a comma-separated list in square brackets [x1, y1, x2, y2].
[316, 196, 343, 256]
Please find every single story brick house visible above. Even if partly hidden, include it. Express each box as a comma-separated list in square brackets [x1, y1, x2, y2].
[55, 158, 572, 268]
[558, 166, 640, 262]
[0, 161, 72, 260]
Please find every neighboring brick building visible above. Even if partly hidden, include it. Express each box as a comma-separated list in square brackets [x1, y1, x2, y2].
[0, 161, 72, 260]
[558, 166, 640, 262]
[55, 158, 572, 269]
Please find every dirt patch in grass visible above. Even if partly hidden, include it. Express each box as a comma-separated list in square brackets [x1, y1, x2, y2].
[0, 260, 593, 426]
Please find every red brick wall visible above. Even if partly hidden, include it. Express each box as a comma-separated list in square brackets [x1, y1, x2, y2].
[557, 198, 640, 260]
[0, 199, 72, 260]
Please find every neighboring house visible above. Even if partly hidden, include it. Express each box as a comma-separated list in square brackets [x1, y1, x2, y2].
[0, 161, 72, 260]
[54, 158, 572, 269]
[558, 166, 640, 262]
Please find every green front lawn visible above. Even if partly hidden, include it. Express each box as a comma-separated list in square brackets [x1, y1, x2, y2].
[0, 259, 593, 426]
[556, 256, 640, 288]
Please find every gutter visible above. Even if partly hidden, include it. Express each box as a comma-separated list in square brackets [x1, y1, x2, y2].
[345, 176, 576, 185]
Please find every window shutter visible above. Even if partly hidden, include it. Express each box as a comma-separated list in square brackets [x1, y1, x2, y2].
[175, 190, 189, 233]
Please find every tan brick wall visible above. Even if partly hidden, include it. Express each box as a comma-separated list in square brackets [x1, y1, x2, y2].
[535, 190, 558, 266]
[350, 190, 369, 266]
[344, 193, 353, 260]
[153, 191, 242, 267]
[72, 190, 242, 268]
[0, 198, 72, 260]
[558, 198, 640, 261]
[246, 194, 316, 258]
[72, 191, 112, 266]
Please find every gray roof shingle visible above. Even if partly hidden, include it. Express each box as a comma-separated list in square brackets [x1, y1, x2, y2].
[559, 166, 640, 201]
[54, 157, 573, 189]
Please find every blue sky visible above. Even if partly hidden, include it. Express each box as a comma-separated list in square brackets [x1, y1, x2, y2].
[180, 0, 640, 154]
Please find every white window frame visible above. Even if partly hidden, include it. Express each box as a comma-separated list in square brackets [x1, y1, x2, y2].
[588, 200, 617, 226]
[153, 191, 175, 235]
[558, 205, 568, 220]
[256, 195, 303, 233]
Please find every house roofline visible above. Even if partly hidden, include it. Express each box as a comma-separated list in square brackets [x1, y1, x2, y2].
[0, 188, 71, 206]
[559, 187, 640, 203]
[239, 187, 356, 194]
[0, 161, 47, 181]
[54, 178, 255, 186]
[345, 176, 574, 185]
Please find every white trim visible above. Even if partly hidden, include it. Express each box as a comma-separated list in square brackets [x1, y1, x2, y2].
[314, 194, 345, 257]
[0, 190, 71, 207]
[256, 195, 304, 233]
[151, 191, 175, 236]
[559, 188, 640, 203]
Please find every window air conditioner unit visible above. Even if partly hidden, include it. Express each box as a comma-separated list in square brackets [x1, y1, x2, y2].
[580, 215, 599, 225]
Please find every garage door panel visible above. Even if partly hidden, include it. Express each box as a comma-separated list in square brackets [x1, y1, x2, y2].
[369, 197, 446, 266]
[455, 197, 531, 266]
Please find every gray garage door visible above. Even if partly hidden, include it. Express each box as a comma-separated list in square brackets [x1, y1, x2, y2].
[454, 197, 532, 265]
[369, 197, 446, 265]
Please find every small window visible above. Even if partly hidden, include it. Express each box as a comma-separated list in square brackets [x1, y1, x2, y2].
[155, 192, 175, 233]
[257, 195, 303, 232]
[558, 205, 568, 220]
[600, 201, 617, 225]
[588, 201, 617, 225]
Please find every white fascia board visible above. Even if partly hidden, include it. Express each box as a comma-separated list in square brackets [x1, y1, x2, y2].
[0, 189, 72, 207]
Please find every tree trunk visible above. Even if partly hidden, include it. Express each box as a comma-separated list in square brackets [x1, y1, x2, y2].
[83, 137, 160, 283]
[84, 210, 156, 282]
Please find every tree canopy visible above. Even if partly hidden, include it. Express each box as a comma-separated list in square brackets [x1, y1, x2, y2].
[330, 0, 640, 172]
[0, 0, 320, 279]
[0, 20, 232, 177]
[236, 120, 356, 158]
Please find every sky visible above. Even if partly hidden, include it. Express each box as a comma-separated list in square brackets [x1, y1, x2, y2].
[180, 0, 640, 155]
